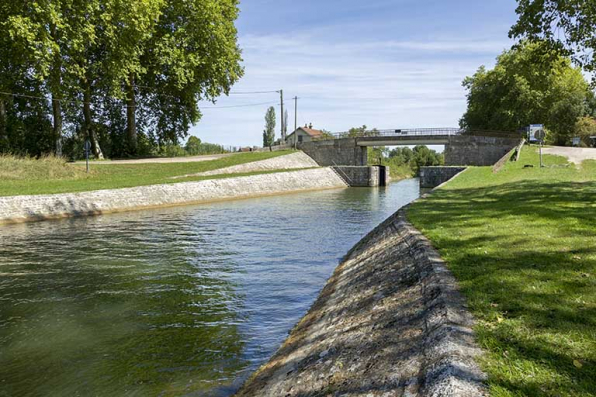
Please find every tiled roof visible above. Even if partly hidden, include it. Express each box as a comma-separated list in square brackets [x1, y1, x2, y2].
[301, 127, 323, 137]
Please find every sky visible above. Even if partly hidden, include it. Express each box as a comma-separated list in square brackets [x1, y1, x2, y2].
[190, 0, 519, 148]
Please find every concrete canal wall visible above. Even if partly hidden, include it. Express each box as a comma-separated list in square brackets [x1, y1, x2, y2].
[419, 167, 467, 189]
[236, 209, 486, 397]
[445, 135, 521, 166]
[332, 166, 388, 187]
[0, 168, 348, 224]
[299, 138, 369, 167]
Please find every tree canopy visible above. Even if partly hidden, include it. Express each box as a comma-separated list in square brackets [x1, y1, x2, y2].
[0, 0, 243, 159]
[460, 41, 593, 145]
[510, 1, 596, 78]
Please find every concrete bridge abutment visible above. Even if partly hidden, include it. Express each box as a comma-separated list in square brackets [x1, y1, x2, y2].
[299, 134, 521, 168]
[444, 135, 522, 166]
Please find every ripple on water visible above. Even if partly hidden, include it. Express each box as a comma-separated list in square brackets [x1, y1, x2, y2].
[0, 179, 420, 396]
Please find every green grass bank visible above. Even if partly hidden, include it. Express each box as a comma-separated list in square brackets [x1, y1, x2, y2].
[408, 148, 596, 396]
[0, 151, 293, 197]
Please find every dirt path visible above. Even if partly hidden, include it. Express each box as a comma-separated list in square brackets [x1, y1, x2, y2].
[172, 152, 318, 179]
[75, 153, 235, 165]
[542, 146, 596, 164]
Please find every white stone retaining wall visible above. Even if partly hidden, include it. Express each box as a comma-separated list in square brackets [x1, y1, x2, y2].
[0, 168, 347, 224]
[174, 152, 319, 179]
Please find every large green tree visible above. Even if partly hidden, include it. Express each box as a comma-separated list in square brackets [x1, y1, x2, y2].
[138, 0, 243, 150]
[511, 1, 596, 77]
[460, 42, 591, 145]
[1, 0, 243, 158]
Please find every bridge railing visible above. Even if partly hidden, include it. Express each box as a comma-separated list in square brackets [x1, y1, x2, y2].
[314, 128, 521, 141]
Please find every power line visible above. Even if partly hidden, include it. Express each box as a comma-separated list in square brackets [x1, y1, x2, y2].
[0, 91, 279, 111]
[200, 100, 278, 110]
[228, 90, 280, 95]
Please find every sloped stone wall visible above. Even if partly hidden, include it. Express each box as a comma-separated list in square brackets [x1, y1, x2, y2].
[0, 168, 348, 224]
[236, 209, 487, 397]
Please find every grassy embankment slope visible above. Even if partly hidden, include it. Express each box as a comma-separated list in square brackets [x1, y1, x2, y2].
[0, 151, 294, 197]
[408, 148, 596, 396]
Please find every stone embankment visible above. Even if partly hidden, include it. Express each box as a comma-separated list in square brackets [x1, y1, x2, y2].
[419, 167, 467, 189]
[0, 168, 347, 224]
[173, 152, 319, 179]
[236, 209, 486, 397]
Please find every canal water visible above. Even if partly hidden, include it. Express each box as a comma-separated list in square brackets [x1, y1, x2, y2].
[0, 179, 420, 397]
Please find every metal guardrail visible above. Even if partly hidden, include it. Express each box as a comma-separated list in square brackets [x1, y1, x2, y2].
[315, 128, 521, 141]
[324, 128, 463, 139]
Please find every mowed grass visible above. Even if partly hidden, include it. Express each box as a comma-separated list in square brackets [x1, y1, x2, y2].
[407, 147, 596, 396]
[0, 151, 294, 196]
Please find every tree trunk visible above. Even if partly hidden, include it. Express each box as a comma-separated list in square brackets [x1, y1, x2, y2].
[126, 75, 137, 155]
[0, 96, 7, 148]
[50, 23, 63, 157]
[52, 95, 63, 156]
[83, 84, 104, 160]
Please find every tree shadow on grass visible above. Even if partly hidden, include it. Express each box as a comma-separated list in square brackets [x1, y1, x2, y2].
[408, 179, 596, 396]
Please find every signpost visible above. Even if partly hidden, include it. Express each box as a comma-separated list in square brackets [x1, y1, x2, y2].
[534, 128, 546, 168]
[84, 140, 91, 173]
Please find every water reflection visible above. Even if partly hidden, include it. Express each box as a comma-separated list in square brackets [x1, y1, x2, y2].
[0, 179, 420, 396]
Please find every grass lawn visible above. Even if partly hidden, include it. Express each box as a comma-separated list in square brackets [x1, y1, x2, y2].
[408, 147, 596, 396]
[0, 151, 294, 196]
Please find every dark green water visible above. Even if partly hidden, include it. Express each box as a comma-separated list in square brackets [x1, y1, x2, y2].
[0, 179, 420, 397]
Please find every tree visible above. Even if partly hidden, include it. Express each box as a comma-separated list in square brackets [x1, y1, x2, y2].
[510, 1, 596, 77]
[319, 129, 335, 140]
[185, 136, 202, 155]
[574, 117, 596, 147]
[460, 41, 591, 145]
[347, 125, 367, 138]
[263, 106, 276, 148]
[1, 0, 243, 159]
[411, 145, 443, 173]
[138, 0, 243, 149]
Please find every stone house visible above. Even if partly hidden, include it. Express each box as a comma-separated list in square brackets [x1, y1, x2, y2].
[285, 124, 323, 145]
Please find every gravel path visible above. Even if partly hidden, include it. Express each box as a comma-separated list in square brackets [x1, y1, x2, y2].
[542, 146, 596, 164]
[75, 153, 234, 165]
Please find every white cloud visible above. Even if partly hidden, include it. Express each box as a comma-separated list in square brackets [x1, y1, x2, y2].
[191, 32, 512, 146]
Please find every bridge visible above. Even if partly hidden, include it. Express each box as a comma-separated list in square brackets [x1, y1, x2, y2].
[299, 128, 522, 167]
[355, 128, 460, 146]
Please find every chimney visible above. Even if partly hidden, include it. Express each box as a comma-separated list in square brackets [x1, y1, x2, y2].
[308, 123, 313, 129]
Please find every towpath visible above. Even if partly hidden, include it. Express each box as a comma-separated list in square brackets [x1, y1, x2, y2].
[542, 146, 596, 164]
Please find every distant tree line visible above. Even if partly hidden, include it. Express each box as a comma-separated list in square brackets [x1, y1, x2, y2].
[369, 146, 444, 177]
[0, 0, 243, 159]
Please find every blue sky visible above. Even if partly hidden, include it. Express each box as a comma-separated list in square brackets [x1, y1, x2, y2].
[191, 0, 519, 147]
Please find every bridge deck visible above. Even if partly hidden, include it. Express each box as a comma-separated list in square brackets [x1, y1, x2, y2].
[321, 128, 519, 146]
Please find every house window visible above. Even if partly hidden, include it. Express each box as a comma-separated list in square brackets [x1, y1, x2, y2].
[298, 135, 303, 143]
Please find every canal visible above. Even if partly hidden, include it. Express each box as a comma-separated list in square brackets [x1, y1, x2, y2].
[0, 179, 420, 396]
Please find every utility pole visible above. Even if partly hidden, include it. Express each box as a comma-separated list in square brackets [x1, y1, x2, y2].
[279, 89, 284, 142]
[294, 96, 298, 150]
